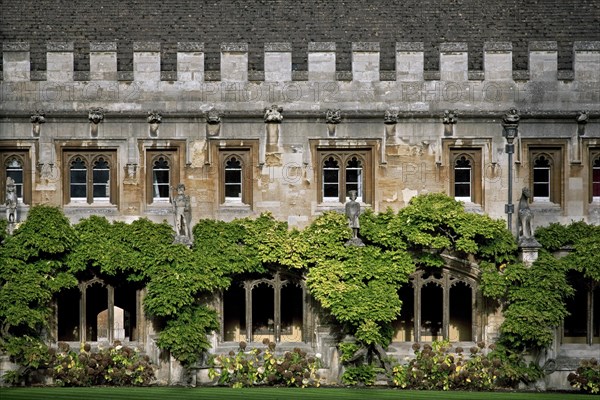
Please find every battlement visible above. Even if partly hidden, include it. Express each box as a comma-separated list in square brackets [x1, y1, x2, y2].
[3, 41, 599, 83]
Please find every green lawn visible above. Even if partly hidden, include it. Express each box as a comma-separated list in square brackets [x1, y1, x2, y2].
[0, 387, 590, 400]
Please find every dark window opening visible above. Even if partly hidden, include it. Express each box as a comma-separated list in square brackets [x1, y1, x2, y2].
[449, 282, 472, 341]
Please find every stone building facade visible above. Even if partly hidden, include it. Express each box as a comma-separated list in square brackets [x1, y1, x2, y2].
[1, 0, 599, 388]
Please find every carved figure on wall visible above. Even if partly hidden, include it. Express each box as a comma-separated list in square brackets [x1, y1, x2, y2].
[384, 108, 399, 124]
[264, 105, 283, 123]
[88, 108, 104, 124]
[502, 108, 520, 125]
[206, 109, 222, 125]
[517, 187, 534, 239]
[443, 109, 458, 125]
[326, 109, 342, 124]
[345, 190, 364, 246]
[5, 177, 18, 225]
[171, 184, 192, 242]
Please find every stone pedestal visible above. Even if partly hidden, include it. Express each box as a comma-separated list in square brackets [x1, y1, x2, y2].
[519, 237, 542, 267]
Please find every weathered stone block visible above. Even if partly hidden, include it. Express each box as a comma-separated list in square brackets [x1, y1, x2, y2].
[352, 42, 380, 82]
[308, 42, 336, 81]
[396, 42, 424, 81]
[221, 43, 248, 82]
[483, 42, 512, 81]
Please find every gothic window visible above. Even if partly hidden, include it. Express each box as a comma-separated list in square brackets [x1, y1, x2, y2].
[590, 152, 600, 202]
[221, 272, 306, 343]
[6, 158, 24, 199]
[563, 271, 599, 345]
[224, 156, 243, 203]
[449, 149, 482, 204]
[529, 149, 562, 204]
[152, 156, 170, 202]
[533, 155, 551, 201]
[146, 150, 179, 205]
[454, 156, 472, 201]
[392, 267, 478, 343]
[219, 150, 252, 206]
[64, 151, 116, 205]
[317, 150, 372, 203]
[0, 151, 30, 204]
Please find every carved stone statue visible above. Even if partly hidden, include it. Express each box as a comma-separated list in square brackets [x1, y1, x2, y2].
[171, 184, 192, 243]
[325, 109, 342, 124]
[345, 190, 364, 246]
[5, 177, 18, 232]
[517, 187, 534, 239]
[263, 105, 283, 123]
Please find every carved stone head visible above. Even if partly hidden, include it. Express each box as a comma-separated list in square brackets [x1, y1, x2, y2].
[147, 111, 162, 125]
[88, 108, 104, 124]
[206, 110, 222, 125]
[384, 109, 399, 124]
[264, 105, 284, 123]
[326, 109, 341, 124]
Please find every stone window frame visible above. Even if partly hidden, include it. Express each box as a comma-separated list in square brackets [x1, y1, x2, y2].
[63, 150, 118, 205]
[392, 255, 482, 344]
[589, 148, 600, 203]
[561, 271, 599, 346]
[217, 271, 310, 344]
[449, 148, 483, 205]
[523, 142, 564, 205]
[140, 141, 185, 206]
[313, 144, 375, 205]
[0, 148, 32, 205]
[212, 140, 258, 208]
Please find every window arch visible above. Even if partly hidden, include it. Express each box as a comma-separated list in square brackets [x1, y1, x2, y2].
[449, 148, 482, 205]
[218, 147, 253, 206]
[453, 154, 473, 202]
[590, 153, 600, 202]
[64, 151, 116, 205]
[1, 151, 30, 204]
[532, 154, 551, 201]
[6, 156, 24, 200]
[152, 156, 170, 202]
[528, 147, 562, 205]
[318, 151, 370, 203]
[224, 155, 243, 203]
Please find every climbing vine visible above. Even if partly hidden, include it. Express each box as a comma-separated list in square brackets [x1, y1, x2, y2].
[2, 196, 597, 388]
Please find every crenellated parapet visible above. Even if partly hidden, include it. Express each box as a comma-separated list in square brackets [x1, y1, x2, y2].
[3, 41, 599, 84]
[1, 41, 598, 114]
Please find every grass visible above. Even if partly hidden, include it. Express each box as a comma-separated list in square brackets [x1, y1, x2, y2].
[0, 387, 590, 400]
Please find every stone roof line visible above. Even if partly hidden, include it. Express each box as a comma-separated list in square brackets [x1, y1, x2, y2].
[2, 41, 600, 83]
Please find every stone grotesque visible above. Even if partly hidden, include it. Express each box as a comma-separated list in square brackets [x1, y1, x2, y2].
[88, 108, 104, 124]
[263, 105, 283, 123]
[147, 111, 162, 125]
[5, 177, 18, 233]
[384, 109, 399, 124]
[576, 110, 589, 124]
[31, 110, 46, 136]
[325, 109, 342, 124]
[502, 108, 520, 125]
[206, 110, 222, 125]
[443, 110, 458, 125]
[345, 190, 364, 246]
[171, 184, 192, 244]
[147, 111, 162, 137]
[517, 187, 534, 240]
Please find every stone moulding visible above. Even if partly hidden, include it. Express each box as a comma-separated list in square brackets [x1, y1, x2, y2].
[90, 42, 117, 52]
[47, 42, 74, 52]
[177, 42, 204, 52]
[265, 42, 292, 52]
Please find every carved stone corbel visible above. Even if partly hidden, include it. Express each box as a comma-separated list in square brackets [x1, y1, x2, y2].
[443, 110, 458, 136]
[147, 111, 162, 137]
[88, 108, 104, 137]
[30, 110, 45, 137]
[325, 109, 341, 137]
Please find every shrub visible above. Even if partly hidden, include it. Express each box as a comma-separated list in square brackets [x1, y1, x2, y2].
[389, 340, 541, 391]
[568, 358, 600, 394]
[209, 344, 321, 388]
[48, 344, 154, 386]
[341, 364, 381, 386]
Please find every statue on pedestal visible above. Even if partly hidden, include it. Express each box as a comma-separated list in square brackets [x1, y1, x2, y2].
[5, 177, 18, 234]
[345, 190, 364, 247]
[517, 187, 541, 265]
[171, 184, 192, 245]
